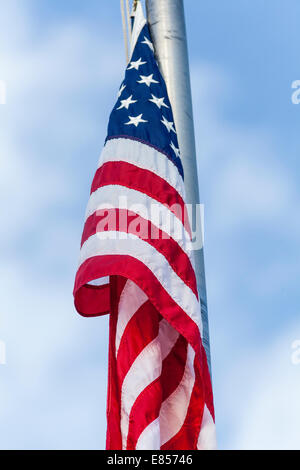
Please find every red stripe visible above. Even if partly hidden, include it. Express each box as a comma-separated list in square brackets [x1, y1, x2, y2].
[74, 254, 201, 356]
[106, 276, 127, 450]
[125, 333, 188, 450]
[122, 302, 163, 450]
[90, 161, 191, 237]
[122, 334, 212, 450]
[81, 208, 197, 297]
[74, 283, 110, 318]
[160, 335, 188, 400]
[116, 301, 160, 384]
[161, 358, 204, 450]
[74, 255, 214, 447]
[126, 377, 162, 450]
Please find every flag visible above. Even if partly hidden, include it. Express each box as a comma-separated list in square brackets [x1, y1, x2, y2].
[73, 3, 216, 450]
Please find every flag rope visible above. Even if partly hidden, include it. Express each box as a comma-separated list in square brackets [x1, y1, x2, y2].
[126, 0, 132, 44]
[120, 0, 129, 63]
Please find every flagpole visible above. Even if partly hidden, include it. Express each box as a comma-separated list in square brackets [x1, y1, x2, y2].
[145, 0, 212, 373]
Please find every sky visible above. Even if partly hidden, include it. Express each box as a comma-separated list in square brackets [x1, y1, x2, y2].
[0, 0, 300, 450]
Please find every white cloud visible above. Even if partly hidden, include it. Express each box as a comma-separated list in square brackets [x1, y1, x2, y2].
[0, 256, 110, 450]
[191, 63, 300, 450]
[223, 320, 300, 450]
[0, 0, 128, 247]
[0, 0, 122, 449]
[191, 63, 299, 230]
[0, 1, 299, 451]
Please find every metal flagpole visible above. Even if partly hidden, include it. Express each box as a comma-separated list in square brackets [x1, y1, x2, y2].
[145, 0, 212, 373]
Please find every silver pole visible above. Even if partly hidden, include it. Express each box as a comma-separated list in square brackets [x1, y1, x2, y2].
[146, 0, 211, 373]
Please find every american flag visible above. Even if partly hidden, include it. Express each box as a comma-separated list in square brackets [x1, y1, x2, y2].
[73, 4, 216, 450]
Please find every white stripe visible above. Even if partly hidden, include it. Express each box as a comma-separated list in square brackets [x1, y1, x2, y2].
[159, 345, 196, 446]
[79, 232, 202, 334]
[197, 405, 217, 450]
[87, 276, 109, 286]
[136, 417, 160, 450]
[85, 185, 195, 264]
[120, 319, 180, 450]
[120, 336, 162, 449]
[158, 319, 180, 361]
[134, 321, 180, 450]
[99, 137, 185, 199]
[129, 2, 146, 58]
[116, 280, 148, 355]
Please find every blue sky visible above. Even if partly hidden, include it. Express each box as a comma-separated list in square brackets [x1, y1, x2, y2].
[1, 0, 300, 449]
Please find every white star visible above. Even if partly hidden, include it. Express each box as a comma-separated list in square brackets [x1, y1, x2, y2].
[128, 57, 147, 70]
[141, 36, 154, 52]
[117, 95, 137, 110]
[149, 94, 169, 109]
[161, 115, 176, 133]
[125, 114, 148, 127]
[118, 83, 126, 98]
[170, 141, 180, 158]
[137, 74, 159, 87]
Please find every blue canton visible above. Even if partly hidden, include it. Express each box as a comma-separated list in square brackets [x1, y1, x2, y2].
[106, 23, 184, 179]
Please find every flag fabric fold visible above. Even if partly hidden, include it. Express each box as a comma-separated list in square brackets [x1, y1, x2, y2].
[73, 3, 216, 450]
